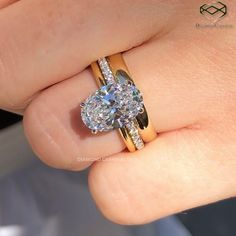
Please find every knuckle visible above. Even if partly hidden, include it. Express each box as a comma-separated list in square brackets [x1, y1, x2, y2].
[24, 95, 87, 171]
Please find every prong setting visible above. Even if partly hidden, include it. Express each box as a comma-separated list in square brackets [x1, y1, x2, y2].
[128, 80, 133, 86]
[139, 107, 145, 114]
[91, 129, 98, 134]
[80, 102, 85, 108]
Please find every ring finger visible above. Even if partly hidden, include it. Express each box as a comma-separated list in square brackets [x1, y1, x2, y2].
[23, 33, 209, 170]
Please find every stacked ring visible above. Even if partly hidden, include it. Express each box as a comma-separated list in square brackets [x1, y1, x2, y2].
[80, 53, 157, 152]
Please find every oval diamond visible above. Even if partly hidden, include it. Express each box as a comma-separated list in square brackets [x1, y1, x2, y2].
[81, 79, 143, 132]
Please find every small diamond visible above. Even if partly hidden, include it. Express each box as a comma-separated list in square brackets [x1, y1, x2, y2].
[98, 58, 115, 84]
[126, 120, 144, 150]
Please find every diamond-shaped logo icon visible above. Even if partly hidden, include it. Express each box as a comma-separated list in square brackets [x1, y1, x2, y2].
[200, 1, 227, 23]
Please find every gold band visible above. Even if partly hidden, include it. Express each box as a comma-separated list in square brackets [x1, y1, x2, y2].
[91, 53, 157, 152]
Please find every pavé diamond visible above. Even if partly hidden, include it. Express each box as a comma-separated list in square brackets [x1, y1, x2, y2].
[81, 78, 143, 132]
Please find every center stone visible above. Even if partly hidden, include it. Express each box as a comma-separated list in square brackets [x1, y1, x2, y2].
[81, 79, 143, 132]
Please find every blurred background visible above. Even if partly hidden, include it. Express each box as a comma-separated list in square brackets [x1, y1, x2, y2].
[0, 109, 235, 236]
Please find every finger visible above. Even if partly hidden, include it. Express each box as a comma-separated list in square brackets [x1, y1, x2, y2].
[23, 33, 213, 171]
[23, 23, 231, 171]
[0, 0, 178, 110]
[88, 128, 236, 224]
[23, 11, 235, 171]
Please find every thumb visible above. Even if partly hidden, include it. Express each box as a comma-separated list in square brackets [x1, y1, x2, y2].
[88, 128, 236, 225]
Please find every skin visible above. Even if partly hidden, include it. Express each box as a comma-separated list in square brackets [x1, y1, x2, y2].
[0, 0, 236, 225]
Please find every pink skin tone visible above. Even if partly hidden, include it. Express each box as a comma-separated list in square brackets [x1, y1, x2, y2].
[1, 0, 236, 224]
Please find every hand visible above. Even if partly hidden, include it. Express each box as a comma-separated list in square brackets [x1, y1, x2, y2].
[1, 0, 236, 224]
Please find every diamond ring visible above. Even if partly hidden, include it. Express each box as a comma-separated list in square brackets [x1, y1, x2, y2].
[80, 53, 157, 152]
